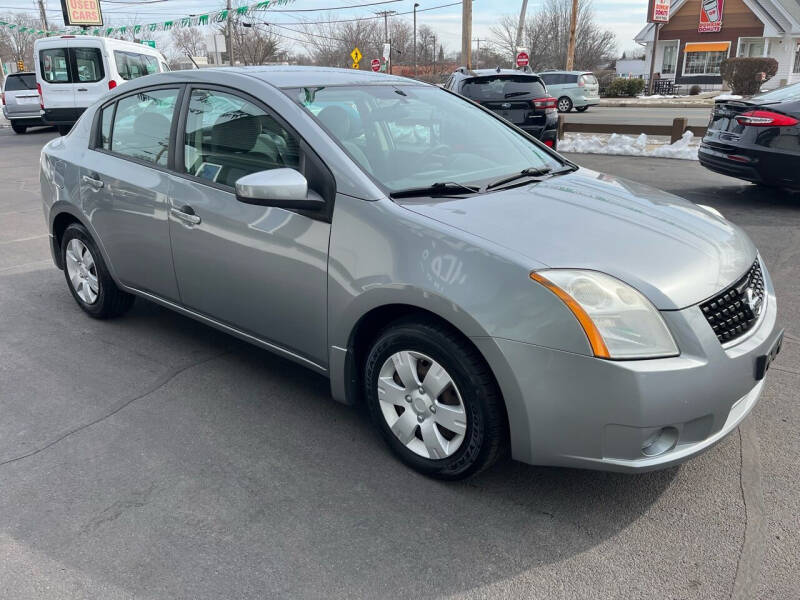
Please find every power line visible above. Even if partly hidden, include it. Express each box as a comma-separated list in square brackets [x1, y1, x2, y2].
[254, 1, 469, 26]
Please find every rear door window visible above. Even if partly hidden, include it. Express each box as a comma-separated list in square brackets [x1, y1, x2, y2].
[460, 76, 547, 101]
[564, 74, 579, 85]
[114, 51, 159, 80]
[110, 88, 179, 166]
[73, 47, 104, 83]
[40, 48, 71, 83]
[4, 73, 37, 91]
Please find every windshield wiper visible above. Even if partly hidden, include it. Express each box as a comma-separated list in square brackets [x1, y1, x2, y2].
[390, 181, 481, 199]
[482, 165, 576, 192]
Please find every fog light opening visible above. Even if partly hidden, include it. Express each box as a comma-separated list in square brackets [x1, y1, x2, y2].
[641, 427, 679, 457]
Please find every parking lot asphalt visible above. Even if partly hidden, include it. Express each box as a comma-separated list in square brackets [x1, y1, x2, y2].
[0, 127, 797, 600]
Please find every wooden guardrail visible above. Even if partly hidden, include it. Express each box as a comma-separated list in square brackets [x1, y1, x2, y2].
[557, 116, 707, 144]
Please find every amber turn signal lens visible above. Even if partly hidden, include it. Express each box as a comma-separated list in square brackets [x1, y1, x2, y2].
[530, 272, 611, 358]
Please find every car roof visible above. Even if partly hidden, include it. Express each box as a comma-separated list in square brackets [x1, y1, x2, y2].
[34, 35, 164, 54]
[112, 65, 426, 92]
[539, 70, 593, 75]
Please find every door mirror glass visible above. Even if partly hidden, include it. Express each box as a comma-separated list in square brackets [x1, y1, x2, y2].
[235, 168, 324, 210]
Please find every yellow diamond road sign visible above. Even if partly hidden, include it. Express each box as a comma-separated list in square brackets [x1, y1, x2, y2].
[352, 62, 360, 69]
[350, 47, 362, 63]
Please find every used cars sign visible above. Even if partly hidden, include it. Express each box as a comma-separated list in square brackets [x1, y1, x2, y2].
[60, 0, 103, 27]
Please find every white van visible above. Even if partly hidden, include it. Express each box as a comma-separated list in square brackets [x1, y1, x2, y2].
[34, 35, 169, 134]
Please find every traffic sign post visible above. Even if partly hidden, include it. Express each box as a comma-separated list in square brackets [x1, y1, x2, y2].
[350, 47, 362, 69]
[515, 50, 529, 69]
[371, 59, 381, 72]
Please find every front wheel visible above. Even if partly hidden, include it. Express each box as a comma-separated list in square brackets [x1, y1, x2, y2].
[575, 105, 589, 113]
[61, 223, 135, 319]
[11, 123, 26, 134]
[557, 96, 573, 113]
[364, 318, 507, 479]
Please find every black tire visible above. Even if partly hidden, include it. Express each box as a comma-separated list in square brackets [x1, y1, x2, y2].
[575, 105, 589, 112]
[61, 223, 134, 319]
[11, 123, 26, 134]
[364, 317, 507, 480]
[57, 124, 71, 136]
[557, 96, 573, 113]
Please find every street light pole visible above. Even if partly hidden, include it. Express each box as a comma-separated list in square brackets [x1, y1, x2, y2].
[413, 3, 419, 78]
[37, 0, 48, 31]
[514, 0, 528, 56]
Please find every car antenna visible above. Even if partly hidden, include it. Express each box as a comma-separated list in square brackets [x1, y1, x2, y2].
[496, 66, 501, 73]
[186, 53, 200, 69]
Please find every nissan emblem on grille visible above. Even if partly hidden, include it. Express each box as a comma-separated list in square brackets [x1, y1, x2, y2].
[700, 259, 765, 344]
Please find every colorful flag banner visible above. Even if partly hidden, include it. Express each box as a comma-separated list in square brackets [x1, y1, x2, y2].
[0, 0, 293, 38]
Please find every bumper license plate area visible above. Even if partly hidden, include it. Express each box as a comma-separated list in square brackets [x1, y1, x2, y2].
[755, 329, 784, 381]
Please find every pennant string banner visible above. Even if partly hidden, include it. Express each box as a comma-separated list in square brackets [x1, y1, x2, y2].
[0, 0, 292, 37]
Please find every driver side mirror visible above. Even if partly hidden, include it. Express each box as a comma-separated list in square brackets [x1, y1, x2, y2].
[235, 168, 325, 210]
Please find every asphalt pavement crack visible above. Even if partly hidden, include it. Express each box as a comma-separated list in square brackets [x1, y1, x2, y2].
[0, 351, 228, 469]
[730, 422, 766, 600]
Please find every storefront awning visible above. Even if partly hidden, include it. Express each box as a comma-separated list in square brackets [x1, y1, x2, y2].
[685, 42, 731, 53]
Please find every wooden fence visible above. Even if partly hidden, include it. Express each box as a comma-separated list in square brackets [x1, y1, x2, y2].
[557, 117, 708, 144]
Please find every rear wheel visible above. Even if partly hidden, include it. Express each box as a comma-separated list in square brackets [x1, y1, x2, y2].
[557, 96, 573, 113]
[364, 318, 507, 480]
[575, 105, 589, 113]
[11, 123, 26, 134]
[61, 223, 134, 319]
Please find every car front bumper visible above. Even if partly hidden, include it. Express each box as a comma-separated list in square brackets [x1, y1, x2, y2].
[473, 257, 780, 472]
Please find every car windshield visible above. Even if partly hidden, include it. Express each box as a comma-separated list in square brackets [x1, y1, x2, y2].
[752, 82, 800, 103]
[288, 84, 563, 193]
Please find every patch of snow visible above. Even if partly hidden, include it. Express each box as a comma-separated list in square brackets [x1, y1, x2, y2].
[636, 94, 687, 99]
[714, 93, 742, 101]
[559, 131, 699, 160]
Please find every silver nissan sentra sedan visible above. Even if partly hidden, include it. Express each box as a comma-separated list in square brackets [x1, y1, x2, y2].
[40, 67, 783, 479]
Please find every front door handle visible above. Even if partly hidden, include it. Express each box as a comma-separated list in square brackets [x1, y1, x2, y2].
[170, 205, 201, 225]
[77, 88, 88, 92]
[81, 174, 104, 189]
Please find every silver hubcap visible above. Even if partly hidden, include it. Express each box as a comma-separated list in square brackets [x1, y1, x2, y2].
[377, 351, 467, 460]
[65, 238, 99, 305]
[559, 98, 570, 112]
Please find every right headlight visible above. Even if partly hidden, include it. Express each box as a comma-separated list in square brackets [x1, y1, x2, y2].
[530, 270, 679, 359]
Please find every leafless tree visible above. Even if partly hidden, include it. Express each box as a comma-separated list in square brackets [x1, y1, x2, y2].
[170, 26, 208, 58]
[491, 0, 616, 71]
[0, 13, 39, 67]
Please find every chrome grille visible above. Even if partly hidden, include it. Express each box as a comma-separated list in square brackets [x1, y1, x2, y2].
[700, 260, 765, 344]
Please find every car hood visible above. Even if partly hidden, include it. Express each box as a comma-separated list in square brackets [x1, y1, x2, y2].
[397, 168, 756, 310]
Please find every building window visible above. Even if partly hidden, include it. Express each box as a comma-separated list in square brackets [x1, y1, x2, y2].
[794, 43, 800, 74]
[739, 38, 767, 57]
[684, 50, 727, 75]
[662, 43, 678, 74]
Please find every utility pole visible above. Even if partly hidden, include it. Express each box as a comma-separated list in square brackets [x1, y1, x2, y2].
[461, 0, 472, 69]
[376, 10, 396, 73]
[647, 23, 662, 94]
[472, 38, 481, 68]
[226, 0, 234, 66]
[413, 3, 419, 78]
[565, 0, 578, 70]
[37, 0, 48, 31]
[514, 0, 528, 54]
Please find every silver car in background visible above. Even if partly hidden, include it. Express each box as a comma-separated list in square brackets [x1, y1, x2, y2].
[2, 72, 45, 134]
[40, 67, 782, 479]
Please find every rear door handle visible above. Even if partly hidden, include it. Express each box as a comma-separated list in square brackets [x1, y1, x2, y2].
[170, 205, 201, 225]
[77, 88, 88, 92]
[81, 174, 104, 189]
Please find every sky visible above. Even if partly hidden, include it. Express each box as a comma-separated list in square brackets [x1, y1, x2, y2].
[4, 0, 648, 56]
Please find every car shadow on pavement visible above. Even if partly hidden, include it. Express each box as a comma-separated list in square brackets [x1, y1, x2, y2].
[0, 271, 677, 598]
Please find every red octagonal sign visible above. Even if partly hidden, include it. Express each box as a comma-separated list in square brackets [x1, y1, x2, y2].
[516, 51, 529, 68]
[371, 58, 381, 72]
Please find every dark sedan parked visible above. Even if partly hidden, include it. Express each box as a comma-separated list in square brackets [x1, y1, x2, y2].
[699, 83, 800, 189]
[445, 67, 559, 149]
